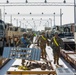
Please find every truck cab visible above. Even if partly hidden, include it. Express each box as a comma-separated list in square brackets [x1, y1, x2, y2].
[0, 20, 5, 56]
[0, 20, 5, 39]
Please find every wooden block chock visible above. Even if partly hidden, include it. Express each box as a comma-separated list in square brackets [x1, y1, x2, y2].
[0, 56, 3, 66]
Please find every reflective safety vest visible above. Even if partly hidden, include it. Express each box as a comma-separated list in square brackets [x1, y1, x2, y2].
[41, 35, 46, 40]
[53, 37, 59, 46]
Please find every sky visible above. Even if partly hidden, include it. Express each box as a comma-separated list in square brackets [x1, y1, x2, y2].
[0, 0, 74, 30]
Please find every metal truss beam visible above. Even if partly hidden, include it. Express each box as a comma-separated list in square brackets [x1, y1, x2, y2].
[5, 14, 60, 17]
[0, 2, 74, 6]
[18, 19, 49, 21]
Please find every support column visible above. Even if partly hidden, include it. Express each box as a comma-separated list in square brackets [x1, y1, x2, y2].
[74, 0, 76, 52]
[19, 21, 21, 28]
[16, 19, 18, 27]
[3, 6, 5, 22]
[0, 9, 2, 20]
[74, 0, 76, 27]
[10, 15, 12, 24]
[53, 12, 55, 28]
[60, 9, 63, 32]
[49, 18, 52, 29]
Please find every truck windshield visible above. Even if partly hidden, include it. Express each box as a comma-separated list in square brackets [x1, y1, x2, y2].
[0, 25, 3, 30]
[0, 23, 4, 30]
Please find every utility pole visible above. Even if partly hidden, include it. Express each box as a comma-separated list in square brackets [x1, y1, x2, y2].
[60, 9, 63, 32]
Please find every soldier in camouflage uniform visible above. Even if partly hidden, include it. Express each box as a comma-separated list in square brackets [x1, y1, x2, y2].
[50, 32, 63, 65]
[37, 32, 49, 59]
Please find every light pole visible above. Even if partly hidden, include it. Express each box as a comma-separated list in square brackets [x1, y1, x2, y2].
[3, 6, 5, 22]
[5, 13, 12, 24]
[18, 21, 21, 32]
[25, 24, 27, 31]
[39, 18, 42, 26]
[74, 0, 76, 52]
[14, 18, 18, 27]
[19, 18, 27, 31]
[10, 15, 12, 24]
[60, 9, 63, 32]
[49, 18, 52, 29]
[0, 9, 2, 20]
[19, 21, 21, 28]
[23, 23, 25, 28]
[32, 18, 36, 31]
[4, 12, 7, 22]
[74, 0, 76, 30]
[47, 21, 49, 27]
[16, 19, 18, 27]
[53, 12, 55, 28]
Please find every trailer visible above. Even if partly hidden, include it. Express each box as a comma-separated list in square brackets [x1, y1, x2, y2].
[1, 44, 75, 75]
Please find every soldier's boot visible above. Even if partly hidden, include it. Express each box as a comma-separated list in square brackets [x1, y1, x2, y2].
[42, 51, 44, 59]
[44, 55, 46, 59]
[54, 60, 56, 64]
[21, 59, 25, 66]
[43, 53, 46, 59]
[41, 50, 43, 58]
[42, 56, 44, 59]
[42, 49, 46, 59]
[54, 58, 56, 64]
[41, 52, 43, 58]
[44, 50, 47, 59]
[44, 53, 47, 60]
[57, 59, 59, 65]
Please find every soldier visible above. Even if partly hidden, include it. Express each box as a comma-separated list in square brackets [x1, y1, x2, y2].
[37, 31, 49, 59]
[16, 32, 31, 66]
[0, 38, 4, 67]
[50, 32, 63, 65]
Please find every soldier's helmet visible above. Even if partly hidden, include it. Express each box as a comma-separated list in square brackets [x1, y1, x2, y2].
[54, 31, 58, 35]
[23, 32, 27, 37]
[41, 31, 45, 35]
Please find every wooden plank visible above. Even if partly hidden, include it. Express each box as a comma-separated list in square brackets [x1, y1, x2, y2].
[6, 59, 56, 75]
[67, 54, 76, 65]
[60, 50, 76, 63]
[60, 50, 76, 54]
[7, 70, 56, 74]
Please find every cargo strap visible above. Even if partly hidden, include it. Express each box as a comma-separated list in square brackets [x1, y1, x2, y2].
[41, 35, 46, 40]
[53, 37, 59, 46]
